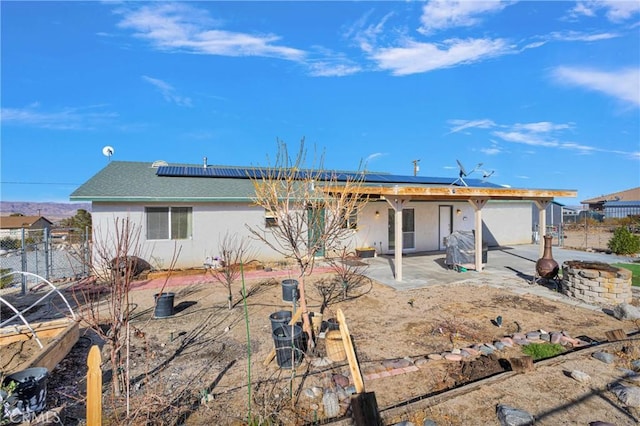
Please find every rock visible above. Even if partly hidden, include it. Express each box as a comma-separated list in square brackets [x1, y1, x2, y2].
[613, 303, 640, 320]
[570, 370, 591, 384]
[311, 357, 333, 367]
[465, 347, 481, 356]
[592, 351, 615, 364]
[500, 337, 514, 347]
[496, 404, 535, 426]
[451, 348, 461, 355]
[512, 333, 526, 341]
[479, 345, 494, 355]
[609, 383, 640, 407]
[444, 353, 463, 361]
[485, 343, 498, 351]
[428, 353, 443, 360]
[513, 338, 530, 346]
[303, 388, 316, 398]
[323, 391, 340, 417]
[526, 332, 541, 340]
[631, 360, 640, 371]
[618, 368, 640, 382]
[540, 333, 551, 342]
[539, 328, 547, 334]
[383, 358, 412, 369]
[494, 341, 506, 351]
[332, 374, 349, 388]
[423, 420, 438, 426]
[392, 422, 415, 426]
[344, 385, 356, 395]
[550, 333, 562, 344]
[460, 350, 471, 358]
[414, 357, 429, 367]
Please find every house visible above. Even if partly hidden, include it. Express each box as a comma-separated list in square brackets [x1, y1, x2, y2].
[70, 160, 576, 280]
[581, 187, 640, 213]
[0, 215, 53, 239]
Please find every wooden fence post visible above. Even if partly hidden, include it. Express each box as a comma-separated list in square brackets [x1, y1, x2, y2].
[87, 345, 102, 425]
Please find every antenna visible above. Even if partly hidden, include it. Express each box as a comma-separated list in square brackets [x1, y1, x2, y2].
[480, 169, 495, 182]
[412, 159, 420, 176]
[102, 145, 114, 161]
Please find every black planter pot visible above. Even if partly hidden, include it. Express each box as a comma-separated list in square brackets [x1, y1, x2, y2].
[154, 292, 175, 318]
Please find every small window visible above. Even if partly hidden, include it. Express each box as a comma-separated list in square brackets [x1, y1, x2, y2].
[265, 211, 278, 227]
[341, 208, 358, 229]
[146, 207, 192, 240]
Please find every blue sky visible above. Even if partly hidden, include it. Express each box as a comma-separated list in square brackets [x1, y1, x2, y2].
[1, 1, 639, 206]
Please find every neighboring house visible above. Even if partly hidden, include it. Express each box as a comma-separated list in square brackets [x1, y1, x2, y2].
[0, 216, 53, 239]
[561, 205, 582, 224]
[70, 161, 576, 278]
[581, 187, 640, 213]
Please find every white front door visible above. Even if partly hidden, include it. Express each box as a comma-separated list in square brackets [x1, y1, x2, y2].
[439, 205, 453, 250]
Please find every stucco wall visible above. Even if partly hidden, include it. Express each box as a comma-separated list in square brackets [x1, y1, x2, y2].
[91, 199, 533, 269]
[482, 201, 533, 246]
[91, 202, 286, 269]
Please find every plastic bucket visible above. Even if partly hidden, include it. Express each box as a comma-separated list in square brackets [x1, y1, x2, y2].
[154, 292, 175, 318]
[272, 325, 306, 369]
[3, 367, 48, 417]
[269, 310, 292, 333]
[281, 279, 299, 303]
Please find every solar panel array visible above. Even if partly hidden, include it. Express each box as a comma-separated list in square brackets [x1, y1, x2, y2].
[155, 166, 498, 187]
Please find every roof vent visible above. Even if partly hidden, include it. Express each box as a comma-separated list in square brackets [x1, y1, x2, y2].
[152, 160, 169, 168]
[203, 157, 208, 169]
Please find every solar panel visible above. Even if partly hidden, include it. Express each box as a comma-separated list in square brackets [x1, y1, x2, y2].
[155, 165, 500, 187]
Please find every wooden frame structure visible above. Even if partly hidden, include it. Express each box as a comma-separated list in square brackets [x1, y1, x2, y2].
[322, 184, 577, 281]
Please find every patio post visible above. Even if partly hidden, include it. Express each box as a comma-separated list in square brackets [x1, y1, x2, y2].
[468, 198, 489, 272]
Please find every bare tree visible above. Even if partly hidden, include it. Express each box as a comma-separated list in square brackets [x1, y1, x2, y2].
[246, 139, 368, 342]
[206, 231, 254, 310]
[73, 217, 141, 397]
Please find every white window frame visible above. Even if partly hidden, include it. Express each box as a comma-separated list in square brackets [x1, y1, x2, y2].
[146, 207, 192, 240]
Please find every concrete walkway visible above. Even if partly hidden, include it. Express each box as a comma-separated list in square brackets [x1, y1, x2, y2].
[359, 244, 636, 311]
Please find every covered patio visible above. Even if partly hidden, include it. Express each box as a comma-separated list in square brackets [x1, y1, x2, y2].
[325, 184, 577, 282]
[358, 243, 634, 291]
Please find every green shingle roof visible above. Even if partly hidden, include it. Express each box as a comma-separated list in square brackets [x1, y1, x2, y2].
[70, 161, 257, 202]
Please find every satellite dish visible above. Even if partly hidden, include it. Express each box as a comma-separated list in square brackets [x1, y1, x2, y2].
[456, 159, 468, 177]
[452, 160, 483, 186]
[102, 146, 114, 160]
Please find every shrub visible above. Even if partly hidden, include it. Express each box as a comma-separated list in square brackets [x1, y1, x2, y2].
[608, 227, 640, 255]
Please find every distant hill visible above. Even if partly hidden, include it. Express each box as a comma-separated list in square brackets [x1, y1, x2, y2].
[0, 201, 91, 222]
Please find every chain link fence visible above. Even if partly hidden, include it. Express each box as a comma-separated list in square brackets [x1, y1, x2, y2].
[0, 227, 90, 292]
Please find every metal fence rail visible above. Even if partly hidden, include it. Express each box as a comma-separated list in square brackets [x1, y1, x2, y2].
[0, 227, 90, 293]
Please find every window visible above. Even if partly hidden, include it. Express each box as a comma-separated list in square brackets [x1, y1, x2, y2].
[146, 207, 192, 240]
[265, 210, 278, 227]
[341, 208, 358, 229]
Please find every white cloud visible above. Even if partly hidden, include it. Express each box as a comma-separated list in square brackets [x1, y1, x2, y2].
[142, 75, 192, 107]
[552, 66, 640, 106]
[492, 130, 559, 147]
[512, 122, 573, 133]
[569, 0, 640, 22]
[480, 147, 502, 155]
[0, 104, 117, 130]
[447, 119, 496, 134]
[549, 30, 620, 42]
[418, 0, 510, 34]
[371, 37, 510, 75]
[364, 152, 386, 164]
[116, 3, 305, 61]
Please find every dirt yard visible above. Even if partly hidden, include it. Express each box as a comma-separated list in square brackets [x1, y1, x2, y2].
[18, 257, 637, 426]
